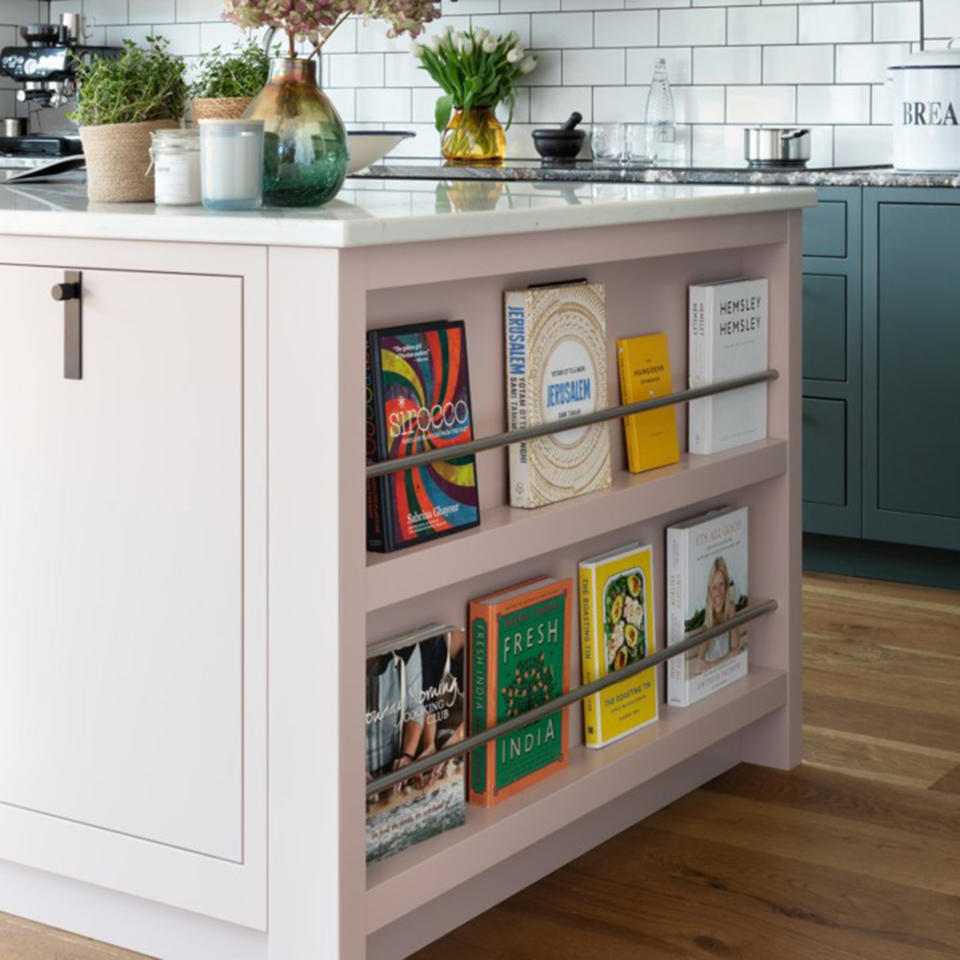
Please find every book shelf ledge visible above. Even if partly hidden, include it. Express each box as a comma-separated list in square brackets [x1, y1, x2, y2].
[366, 370, 779, 478]
[365, 438, 787, 612]
[365, 664, 787, 933]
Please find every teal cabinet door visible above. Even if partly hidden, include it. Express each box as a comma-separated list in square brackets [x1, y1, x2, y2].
[803, 398, 847, 506]
[802, 187, 862, 539]
[863, 189, 960, 550]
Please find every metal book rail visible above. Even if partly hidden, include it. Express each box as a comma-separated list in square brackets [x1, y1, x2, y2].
[365, 369, 779, 478]
[366, 599, 778, 796]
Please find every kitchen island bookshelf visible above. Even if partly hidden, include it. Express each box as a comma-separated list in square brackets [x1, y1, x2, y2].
[0, 180, 811, 960]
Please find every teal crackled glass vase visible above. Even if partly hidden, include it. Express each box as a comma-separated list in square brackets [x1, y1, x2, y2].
[244, 57, 347, 208]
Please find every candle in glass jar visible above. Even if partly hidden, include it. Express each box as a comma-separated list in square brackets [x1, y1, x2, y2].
[199, 119, 265, 211]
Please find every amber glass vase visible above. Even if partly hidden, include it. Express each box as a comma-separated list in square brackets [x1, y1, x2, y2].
[244, 57, 348, 207]
[441, 107, 506, 165]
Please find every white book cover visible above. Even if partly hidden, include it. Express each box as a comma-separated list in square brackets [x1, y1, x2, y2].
[688, 278, 768, 454]
[666, 506, 749, 707]
[504, 282, 611, 508]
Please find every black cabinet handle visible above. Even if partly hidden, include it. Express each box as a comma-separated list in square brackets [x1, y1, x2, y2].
[51, 281, 81, 302]
[51, 271, 82, 380]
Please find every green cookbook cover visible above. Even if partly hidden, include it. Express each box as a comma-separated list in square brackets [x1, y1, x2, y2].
[468, 576, 571, 807]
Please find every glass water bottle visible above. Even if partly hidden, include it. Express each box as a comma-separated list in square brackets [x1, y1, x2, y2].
[645, 58, 676, 164]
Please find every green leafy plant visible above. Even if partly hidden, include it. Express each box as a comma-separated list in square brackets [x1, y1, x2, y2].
[70, 36, 187, 127]
[411, 26, 536, 132]
[190, 40, 270, 99]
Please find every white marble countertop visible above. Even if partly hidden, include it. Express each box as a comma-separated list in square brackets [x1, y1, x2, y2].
[0, 177, 816, 248]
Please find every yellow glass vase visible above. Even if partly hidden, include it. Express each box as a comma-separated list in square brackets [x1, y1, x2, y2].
[441, 107, 506, 165]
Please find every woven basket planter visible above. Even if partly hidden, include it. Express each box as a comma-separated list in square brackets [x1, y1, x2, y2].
[192, 97, 252, 126]
[80, 119, 178, 203]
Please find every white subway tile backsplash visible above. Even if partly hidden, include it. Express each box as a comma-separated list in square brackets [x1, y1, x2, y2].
[726, 84, 796, 122]
[532, 11, 593, 47]
[694, 46, 761, 84]
[593, 84, 648, 120]
[798, 3, 871, 43]
[470, 14, 533, 47]
[129, 0, 175, 23]
[836, 42, 910, 82]
[797, 84, 870, 123]
[328, 53, 385, 88]
[834, 123, 892, 164]
[924, 0, 959, 39]
[84, 0, 918, 168]
[626, 47, 692, 84]
[873, 1, 920, 42]
[530, 84, 592, 120]
[356, 87, 411, 121]
[563, 48, 625, 83]
[594, 10, 658, 47]
[762, 44, 833, 83]
[660, 8, 726, 46]
[728, 6, 797, 45]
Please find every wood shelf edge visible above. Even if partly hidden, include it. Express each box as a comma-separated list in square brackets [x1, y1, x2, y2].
[365, 439, 787, 612]
[365, 665, 787, 933]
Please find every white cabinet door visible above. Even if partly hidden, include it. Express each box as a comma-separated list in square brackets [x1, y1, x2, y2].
[0, 260, 265, 928]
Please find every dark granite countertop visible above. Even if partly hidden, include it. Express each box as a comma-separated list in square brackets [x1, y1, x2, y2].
[357, 159, 960, 189]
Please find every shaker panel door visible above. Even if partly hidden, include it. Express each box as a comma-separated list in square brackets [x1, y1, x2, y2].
[0, 260, 263, 925]
[863, 193, 960, 549]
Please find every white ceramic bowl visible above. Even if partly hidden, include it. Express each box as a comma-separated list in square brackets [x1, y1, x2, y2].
[346, 131, 415, 174]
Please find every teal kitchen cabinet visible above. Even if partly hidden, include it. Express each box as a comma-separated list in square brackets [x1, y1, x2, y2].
[801, 187, 862, 539]
[862, 188, 960, 550]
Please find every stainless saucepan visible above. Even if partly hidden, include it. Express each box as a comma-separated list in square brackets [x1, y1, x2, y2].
[743, 127, 811, 167]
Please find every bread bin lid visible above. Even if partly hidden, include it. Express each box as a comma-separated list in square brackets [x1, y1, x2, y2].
[890, 46, 960, 70]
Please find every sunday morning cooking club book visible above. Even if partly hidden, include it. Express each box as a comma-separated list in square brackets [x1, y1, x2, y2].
[505, 281, 612, 508]
[366, 321, 479, 552]
[666, 506, 749, 707]
[688, 278, 768, 455]
[579, 542, 658, 748]
[365, 624, 466, 863]
[469, 577, 572, 807]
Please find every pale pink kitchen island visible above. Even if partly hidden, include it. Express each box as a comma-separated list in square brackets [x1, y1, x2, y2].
[0, 177, 816, 960]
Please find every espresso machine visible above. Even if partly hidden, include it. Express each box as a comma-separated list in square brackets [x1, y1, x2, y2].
[0, 13, 121, 166]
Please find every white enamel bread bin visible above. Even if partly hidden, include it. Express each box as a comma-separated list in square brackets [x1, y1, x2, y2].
[890, 45, 960, 172]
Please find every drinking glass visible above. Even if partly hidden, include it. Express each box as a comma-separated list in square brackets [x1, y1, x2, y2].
[590, 123, 625, 166]
[625, 123, 651, 165]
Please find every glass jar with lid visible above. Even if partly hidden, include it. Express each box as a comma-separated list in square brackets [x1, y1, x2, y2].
[149, 128, 202, 206]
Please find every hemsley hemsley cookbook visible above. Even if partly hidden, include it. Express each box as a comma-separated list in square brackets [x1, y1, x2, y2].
[366, 320, 479, 552]
[688, 278, 768, 455]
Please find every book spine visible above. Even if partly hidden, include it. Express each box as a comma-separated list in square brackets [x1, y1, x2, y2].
[688, 286, 710, 455]
[367, 332, 396, 551]
[617, 342, 640, 474]
[578, 564, 601, 748]
[505, 291, 531, 508]
[365, 338, 385, 551]
[468, 605, 491, 806]
[666, 526, 688, 707]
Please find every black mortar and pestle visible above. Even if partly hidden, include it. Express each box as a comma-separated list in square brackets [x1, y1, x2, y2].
[532, 112, 585, 163]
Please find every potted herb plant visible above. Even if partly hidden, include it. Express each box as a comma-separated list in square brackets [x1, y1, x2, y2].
[412, 27, 536, 164]
[191, 40, 270, 124]
[72, 36, 187, 202]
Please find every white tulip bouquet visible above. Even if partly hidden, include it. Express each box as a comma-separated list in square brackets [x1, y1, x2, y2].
[412, 26, 536, 132]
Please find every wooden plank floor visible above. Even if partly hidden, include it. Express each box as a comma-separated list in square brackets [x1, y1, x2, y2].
[2, 573, 958, 960]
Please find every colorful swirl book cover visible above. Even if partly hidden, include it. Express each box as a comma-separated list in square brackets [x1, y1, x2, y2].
[367, 321, 480, 552]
